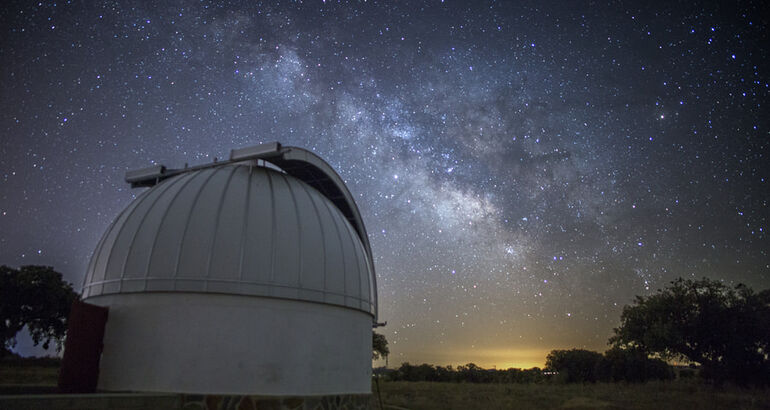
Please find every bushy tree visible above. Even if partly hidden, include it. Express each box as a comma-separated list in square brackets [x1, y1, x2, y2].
[0, 265, 79, 356]
[546, 348, 673, 384]
[509, 367, 545, 384]
[373, 331, 389, 360]
[598, 347, 673, 382]
[610, 277, 770, 385]
[457, 362, 493, 383]
[545, 349, 604, 383]
[435, 365, 455, 382]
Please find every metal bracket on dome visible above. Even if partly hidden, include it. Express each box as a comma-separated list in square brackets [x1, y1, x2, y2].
[125, 165, 167, 188]
[124, 141, 379, 320]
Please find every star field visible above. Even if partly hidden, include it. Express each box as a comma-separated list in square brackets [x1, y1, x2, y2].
[1, 1, 768, 367]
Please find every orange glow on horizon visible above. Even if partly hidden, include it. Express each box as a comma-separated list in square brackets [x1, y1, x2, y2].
[377, 347, 551, 370]
[451, 347, 550, 369]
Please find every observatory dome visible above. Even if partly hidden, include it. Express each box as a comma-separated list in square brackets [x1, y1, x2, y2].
[77, 145, 378, 396]
[82, 163, 375, 315]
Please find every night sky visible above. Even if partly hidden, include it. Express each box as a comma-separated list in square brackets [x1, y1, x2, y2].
[1, 1, 768, 368]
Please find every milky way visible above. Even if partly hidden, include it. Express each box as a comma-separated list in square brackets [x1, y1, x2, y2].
[1, 1, 768, 367]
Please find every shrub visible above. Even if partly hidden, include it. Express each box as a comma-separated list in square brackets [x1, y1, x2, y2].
[598, 347, 673, 383]
[545, 349, 604, 383]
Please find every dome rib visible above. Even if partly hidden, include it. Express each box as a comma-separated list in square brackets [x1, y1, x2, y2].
[304, 181, 328, 294]
[236, 166, 253, 281]
[320, 189, 347, 298]
[123, 173, 189, 291]
[342, 213, 363, 308]
[172, 168, 220, 285]
[144, 172, 198, 284]
[204, 166, 239, 290]
[266, 169, 277, 289]
[282, 173, 302, 289]
[108, 181, 174, 291]
[82, 189, 150, 297]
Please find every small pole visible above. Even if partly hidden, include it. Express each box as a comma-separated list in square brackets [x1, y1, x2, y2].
[375, 372, 384, 410]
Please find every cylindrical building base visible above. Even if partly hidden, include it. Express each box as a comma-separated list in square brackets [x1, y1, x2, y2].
[85, 292, 372, 395]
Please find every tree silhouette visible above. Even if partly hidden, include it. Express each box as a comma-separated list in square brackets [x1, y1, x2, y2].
[1, 265, 79, 356]
[610, 277, 770, 385]
[373, 331, 389, 361]
[598, 346, 673, 382]
[545, 349, 604, 383]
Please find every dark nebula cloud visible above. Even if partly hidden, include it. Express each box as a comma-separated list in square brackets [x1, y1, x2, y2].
[1, 1, 767, 366]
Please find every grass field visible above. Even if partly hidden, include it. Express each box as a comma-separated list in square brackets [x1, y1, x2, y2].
[0, 363, 60, 395]
[373, 379, 770, 410]
[0, 365, 59, 386]
[2, 364, 770, 409]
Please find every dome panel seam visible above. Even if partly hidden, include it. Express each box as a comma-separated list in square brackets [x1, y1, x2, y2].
[281, 174, 303, 289]
[172, 168, 221, 286]
[305, 182, 328, 294]
[121, 174, 188, 290]
[144, 172, 200, 287]
[237, 165, 253, 281]
[205, 166, 240, 288]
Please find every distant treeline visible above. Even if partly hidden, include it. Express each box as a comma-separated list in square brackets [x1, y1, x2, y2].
[377, 362, 548, 384]
[379, 348, 675, 384]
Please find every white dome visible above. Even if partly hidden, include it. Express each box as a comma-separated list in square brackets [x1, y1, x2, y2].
[82, 163, 375, 316]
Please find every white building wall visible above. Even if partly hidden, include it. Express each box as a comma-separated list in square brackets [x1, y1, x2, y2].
[87, 292, 372, 395]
